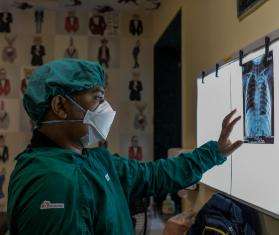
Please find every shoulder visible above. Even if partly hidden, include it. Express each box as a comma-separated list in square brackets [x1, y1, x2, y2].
[11, 148, 77, 189]
[9, 157, 75, 197]
[16, 147, 76, 164]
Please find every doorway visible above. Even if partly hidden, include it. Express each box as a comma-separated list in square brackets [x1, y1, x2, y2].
[154, 10, 182, 161]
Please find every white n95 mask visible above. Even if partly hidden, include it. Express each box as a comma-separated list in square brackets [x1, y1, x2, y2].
[83, 104, 116, 140]
[67, 95, 116, 147]
[41, 95, 116, 147]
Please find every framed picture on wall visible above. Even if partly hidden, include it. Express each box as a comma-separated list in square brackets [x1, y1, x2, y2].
[237, 0, 269, 20]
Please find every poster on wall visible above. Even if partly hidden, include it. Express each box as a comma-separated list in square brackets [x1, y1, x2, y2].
[13, 8, 56, 35]
[0, 99, 20, 132]
[0, 132, 32, 212]
[0, 11, 13, 33]
[0, 66, 20, 99]
[34, 8, 44, 34]
[104, 12, 119, 36]
[129, 14, 143, 36]
[119, 133, 153, 161]
[0, 134, 9, 164]
[2, 35, 17, 63]
[30, 36, 46, 66]
[88, 36, 120, 68]
[18, 35, 54, 66]
[128, 135, 143, 161]
[0, 68, 11, 97]
[56, 11, 87, 35]
[64, 36, 79, 58]
[54, 35, 88, 59]
[89, 11, 106, 36]
[98, 38, 110, 68]
[0, 100, 10, 130]
[134, 101, 147, 131]
[64, 11, 79, 33]
[89, 11, 119, 37]
[132, 40, 141, 69]
[20, 66, 35, 96]
[242, 51, 274, 144]
[0, 167, 6, 211]
[129, 70, 143, 101]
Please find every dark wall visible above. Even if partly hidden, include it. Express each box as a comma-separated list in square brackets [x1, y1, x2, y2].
[154, 10, 182, 161]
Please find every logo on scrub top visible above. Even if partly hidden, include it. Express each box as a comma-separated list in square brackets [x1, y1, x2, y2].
[105, 173, 110, 181]
[40, 201, 65, 210]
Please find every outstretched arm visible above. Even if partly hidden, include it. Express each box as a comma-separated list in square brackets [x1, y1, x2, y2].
[112, 110, 243, 200]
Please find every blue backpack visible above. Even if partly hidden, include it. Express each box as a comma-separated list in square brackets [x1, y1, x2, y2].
[188, 193, 257, 235]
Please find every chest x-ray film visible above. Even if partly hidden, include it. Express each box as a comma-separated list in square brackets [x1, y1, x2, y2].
[242, 51, 274, 144]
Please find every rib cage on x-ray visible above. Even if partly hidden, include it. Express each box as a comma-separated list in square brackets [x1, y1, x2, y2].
[244, 61, 272, 138]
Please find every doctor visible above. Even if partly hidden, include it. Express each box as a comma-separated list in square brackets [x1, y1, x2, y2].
[8, 59, 242, 235]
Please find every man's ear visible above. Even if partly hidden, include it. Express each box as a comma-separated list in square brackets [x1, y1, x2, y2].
[51, 95, 68, 120]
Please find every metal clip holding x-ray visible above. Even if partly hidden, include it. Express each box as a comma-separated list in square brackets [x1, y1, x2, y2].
[264, 36, 271, 65]
[239, 50, 244, 67]
[265, 36, 271, 56]
[215, 63, 219, 78]
[202, 71, 205, 84]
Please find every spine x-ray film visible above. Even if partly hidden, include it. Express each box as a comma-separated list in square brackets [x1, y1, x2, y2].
[242, 51, 274, 144]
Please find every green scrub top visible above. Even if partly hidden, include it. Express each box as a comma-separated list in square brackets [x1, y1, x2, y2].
[8, 141, 225, 235]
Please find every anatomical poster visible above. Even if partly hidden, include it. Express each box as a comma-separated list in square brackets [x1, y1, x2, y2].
[242, 51, 274, 144]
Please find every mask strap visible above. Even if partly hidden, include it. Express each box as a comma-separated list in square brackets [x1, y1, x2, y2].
[64, 94, 87, 113]
[66, 94, 104, 112]
[36, 119, 83, 129]
[40, 120, 83, 125]
[38, 95, 86, 126]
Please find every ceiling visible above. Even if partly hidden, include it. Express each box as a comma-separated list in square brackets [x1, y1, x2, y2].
[0, 0, 162, 12]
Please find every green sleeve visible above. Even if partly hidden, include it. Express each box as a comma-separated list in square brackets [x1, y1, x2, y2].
[112, 141, 226, 199]
[8, 172, 92, 235]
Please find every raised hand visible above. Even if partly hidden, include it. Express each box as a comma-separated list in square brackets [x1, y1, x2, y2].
[218, 109, 243, 156]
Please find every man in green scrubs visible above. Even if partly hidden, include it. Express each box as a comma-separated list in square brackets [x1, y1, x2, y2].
[8, 59, 243, 235]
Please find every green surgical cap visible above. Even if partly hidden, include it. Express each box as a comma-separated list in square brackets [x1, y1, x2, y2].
[23, 59, 105, 122]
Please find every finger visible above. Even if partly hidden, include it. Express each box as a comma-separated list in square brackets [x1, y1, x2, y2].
[222, 109, 237, 128]
[219, 116, 241, 142]
[222, 116, 241, 140]
[227, 115, 241, 131]
[226, 140, 243, 155]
